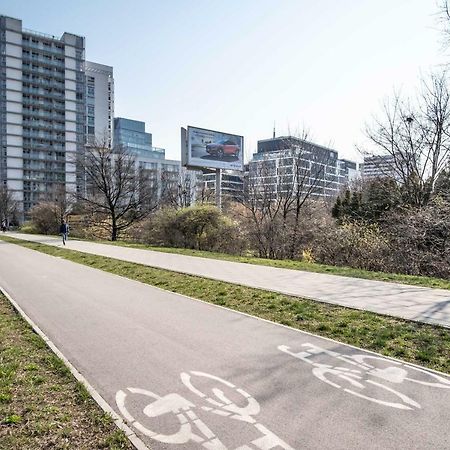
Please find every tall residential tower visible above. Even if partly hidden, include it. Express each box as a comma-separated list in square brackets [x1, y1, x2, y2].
[85, 61, 114, 144]
[0, 15, 87, 220]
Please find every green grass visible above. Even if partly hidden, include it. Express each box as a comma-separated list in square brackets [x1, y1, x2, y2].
[91, 238, 450, 291]
[0, 291, 131, 449]
[16, 230, 450, 290]
[2, 235, 449, 374]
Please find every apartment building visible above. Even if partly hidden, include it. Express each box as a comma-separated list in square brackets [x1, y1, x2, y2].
[85, 60, 114, 144]
[0, 15, 88, 220]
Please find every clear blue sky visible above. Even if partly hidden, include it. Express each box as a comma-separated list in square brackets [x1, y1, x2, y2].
[1, 0, 446, 162]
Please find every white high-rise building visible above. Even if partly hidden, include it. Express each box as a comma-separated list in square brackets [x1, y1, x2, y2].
[85, 61, 114, 145]
[0, 15, 86, 220]
[0, 15, 115, 222]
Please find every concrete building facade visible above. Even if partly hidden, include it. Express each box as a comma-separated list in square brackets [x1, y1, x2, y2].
[0, 15, 86, 219]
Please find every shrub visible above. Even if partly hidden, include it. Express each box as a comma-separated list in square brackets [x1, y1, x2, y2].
[29, 202, 61, 235]
[313, 221, 391, 272]
[140, 205, 246, 254]
[19, 221, 38, 234]
[383, 200, 450, 278]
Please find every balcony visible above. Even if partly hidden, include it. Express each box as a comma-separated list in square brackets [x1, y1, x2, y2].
[22, 64, 65, 80]
[22, 54, 65, 68]
[23, 140, 66, 150]
[22, 98, 66, 112]
[22, 109, 65, 122]
[23, 121, 66, 132]
[24, 152, 66, 162]
[23, 131, 65, 142]
[23, 87, 65, 100]
[23, 78, 65, 90]
[22, 41, 65, 56]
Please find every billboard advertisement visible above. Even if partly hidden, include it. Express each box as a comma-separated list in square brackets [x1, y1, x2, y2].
[184, 126, 244, 171]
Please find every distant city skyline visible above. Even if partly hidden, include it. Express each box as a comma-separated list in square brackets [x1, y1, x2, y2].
[1, 0, 447, 163]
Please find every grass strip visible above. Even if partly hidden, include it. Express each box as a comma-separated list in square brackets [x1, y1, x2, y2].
[2, 235, 449, 375]
[16, 232, 450, 290]
[0, 291, 131, 450]
[90, 238, 450, 291]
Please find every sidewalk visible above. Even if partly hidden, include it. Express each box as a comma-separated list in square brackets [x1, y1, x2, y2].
[8, 232, 450, 328]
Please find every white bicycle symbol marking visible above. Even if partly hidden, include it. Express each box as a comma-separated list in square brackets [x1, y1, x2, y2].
[116, 371, 294, 449]
[278, 343, 450, 410]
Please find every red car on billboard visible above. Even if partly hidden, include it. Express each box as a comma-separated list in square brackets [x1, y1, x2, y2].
[206, 139, 240, 158]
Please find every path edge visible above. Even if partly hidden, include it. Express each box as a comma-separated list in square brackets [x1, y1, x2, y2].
[0, 284, 149, 450]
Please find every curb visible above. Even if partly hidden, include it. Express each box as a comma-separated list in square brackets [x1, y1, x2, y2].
[0, 285, 150, 450]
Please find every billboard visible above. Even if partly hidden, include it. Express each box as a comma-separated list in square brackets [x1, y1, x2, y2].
[183, 126, 244, 171]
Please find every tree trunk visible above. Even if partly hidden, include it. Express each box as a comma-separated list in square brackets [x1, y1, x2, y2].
[111, 217, 118, 241]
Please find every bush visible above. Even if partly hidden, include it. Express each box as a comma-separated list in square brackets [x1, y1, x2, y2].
[383, 200, 450, 278]
[19, 221, 38, 234]
[313, 221, 391, 272]
[139, 205, 246, 254]
[29, 202, 61, 235]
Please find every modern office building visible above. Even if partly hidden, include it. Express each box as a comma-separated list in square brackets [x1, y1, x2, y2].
[85, 61, 114, 144]
[113, 117, 199, 202]
[361, 154, 398, 180]
[114, 117, 157, 157]
[1, 15, 87, 220]
[201, 170, 245, 202]
[248, 136, 357, 199]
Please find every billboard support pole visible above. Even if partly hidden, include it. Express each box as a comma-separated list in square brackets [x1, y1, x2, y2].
[215, 168, 222, 210]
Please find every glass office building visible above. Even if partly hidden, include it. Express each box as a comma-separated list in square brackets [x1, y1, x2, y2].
[113, 117, 164, 160]
[249, 137, 358, 199]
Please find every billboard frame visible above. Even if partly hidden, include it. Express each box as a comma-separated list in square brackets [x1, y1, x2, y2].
[182, 125, 244, 172]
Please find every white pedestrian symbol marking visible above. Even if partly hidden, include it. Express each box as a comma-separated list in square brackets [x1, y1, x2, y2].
[116, 371, 294, 449]
[278, 343, 450, 410]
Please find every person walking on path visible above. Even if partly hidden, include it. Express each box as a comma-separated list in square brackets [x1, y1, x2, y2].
[1, 220, 6, 233]
[59, 221, 69, 245]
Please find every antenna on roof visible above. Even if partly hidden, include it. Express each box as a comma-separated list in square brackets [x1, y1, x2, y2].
[273, 121, 276, 139]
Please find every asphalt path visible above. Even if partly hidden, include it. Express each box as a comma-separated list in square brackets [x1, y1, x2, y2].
[7, 232, 450, 328]
[1, 240, 449, 449]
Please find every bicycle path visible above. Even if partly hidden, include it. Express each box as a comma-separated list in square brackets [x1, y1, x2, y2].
[0, 240, 449, 449]
[7, 232, 450, 328]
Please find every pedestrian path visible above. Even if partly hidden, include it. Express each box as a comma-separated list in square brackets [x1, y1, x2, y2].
[7, 232, 450, 328]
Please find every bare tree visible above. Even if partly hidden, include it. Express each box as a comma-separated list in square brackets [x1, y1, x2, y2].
[76, 141, 158, 240]
[438, 1, 450, 47]
[241, 133, 334, 259]
[364, 71, 450, 207]
[0, 186, 18, 227]
[196, 182, 215, 205]
[42, 184, 73, 224]
[160, 168, 196, 209]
